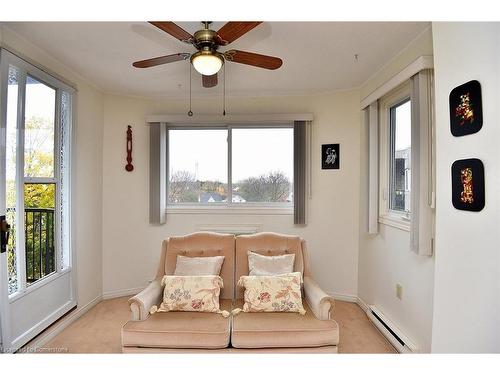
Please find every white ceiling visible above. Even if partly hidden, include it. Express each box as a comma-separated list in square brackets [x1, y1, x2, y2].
[5, 22, 430, 98]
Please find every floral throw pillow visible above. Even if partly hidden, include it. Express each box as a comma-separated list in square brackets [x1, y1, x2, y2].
[149, 275, 229, 317]
[236, 272, 306, 315]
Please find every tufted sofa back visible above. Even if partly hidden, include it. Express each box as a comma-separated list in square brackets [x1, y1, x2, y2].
[156, 232, 235, 300]
[235, 232, 306, 299]
[155, 232, 311, 300]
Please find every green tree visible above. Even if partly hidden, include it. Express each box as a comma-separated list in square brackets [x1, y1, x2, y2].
[238, 176, 268, 202]
[24, 115, 55, 178]
[169, 170, 198, 203]
[22, 115, 55, 208]
[6, 115, 55, 290]
[238, 171, 291, 202]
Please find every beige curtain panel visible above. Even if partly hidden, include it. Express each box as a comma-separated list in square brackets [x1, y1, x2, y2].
[410, 69, 435, 256]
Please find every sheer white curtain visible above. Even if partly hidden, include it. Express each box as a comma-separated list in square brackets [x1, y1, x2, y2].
[366, 101, 379, 235]
[410, 69, 435, 256]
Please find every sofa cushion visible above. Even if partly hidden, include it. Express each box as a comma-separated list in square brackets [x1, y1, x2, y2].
[231, 300, 339, 349]
[122, 299, 231, 349]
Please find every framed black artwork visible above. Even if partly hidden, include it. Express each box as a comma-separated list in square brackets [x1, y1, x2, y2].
[321, 144, 340, 169]
[449, 80, 483, 137]
[451, 158, 485, 212]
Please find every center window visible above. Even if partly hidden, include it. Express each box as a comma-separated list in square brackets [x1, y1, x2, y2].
[168, 126, 294, 206]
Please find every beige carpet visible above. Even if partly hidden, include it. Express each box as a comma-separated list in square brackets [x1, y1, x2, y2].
[38, 296, 395, 353]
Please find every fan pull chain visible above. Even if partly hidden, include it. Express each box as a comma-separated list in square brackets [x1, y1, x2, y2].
[188, 64, 193, 117]
[223, 63, 226, 116]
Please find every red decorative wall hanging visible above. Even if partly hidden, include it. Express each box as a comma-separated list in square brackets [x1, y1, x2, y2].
[125, 125, 134, 172]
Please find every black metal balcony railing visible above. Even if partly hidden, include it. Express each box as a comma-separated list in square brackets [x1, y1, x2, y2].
[25, 208, 56, 283]
[7, 208, 56, 285]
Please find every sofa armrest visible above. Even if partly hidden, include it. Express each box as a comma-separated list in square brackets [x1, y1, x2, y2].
[303, 276, 335, 320]
[128, 279, 163, 321]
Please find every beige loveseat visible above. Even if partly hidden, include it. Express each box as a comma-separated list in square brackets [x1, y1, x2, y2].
[121, 232, 339, 353]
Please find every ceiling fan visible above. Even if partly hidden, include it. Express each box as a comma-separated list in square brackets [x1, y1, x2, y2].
[133, 21, 283, 88]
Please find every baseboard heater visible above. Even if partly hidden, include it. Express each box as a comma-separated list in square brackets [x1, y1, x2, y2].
[366, 305, 418, 353]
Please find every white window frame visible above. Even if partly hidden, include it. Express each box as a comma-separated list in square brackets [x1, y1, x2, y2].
[0, 49, 76, 300]
[378, 81, 411, 231]
[167, 123, 294, 215]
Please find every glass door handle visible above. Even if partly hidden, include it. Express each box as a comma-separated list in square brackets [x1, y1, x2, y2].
[0, 215, 11, 254]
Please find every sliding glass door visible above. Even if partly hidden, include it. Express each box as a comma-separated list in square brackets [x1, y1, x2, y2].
[0, 49, 75, 352]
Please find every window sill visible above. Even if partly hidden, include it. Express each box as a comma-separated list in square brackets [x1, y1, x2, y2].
[379, 214, 411, 232]
[166, 205, 294, 216]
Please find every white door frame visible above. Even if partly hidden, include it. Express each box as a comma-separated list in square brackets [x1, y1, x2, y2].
[0, 48, 77, 352]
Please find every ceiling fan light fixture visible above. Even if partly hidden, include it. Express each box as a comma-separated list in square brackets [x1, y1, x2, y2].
[191, 50, 223, 76]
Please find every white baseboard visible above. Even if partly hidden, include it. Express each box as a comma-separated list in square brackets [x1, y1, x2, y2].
[20, 286, 141, 352]
[327, 291, 358, 303]
[23, 294, 102, 352]
[102, 287, 144, 300]
[12, 300, 76, 350]
[356, 296, 370, 313]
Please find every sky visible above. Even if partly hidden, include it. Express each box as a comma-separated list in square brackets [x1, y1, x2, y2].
[169, 128, 294, 183]
[395, 100, 411, 151]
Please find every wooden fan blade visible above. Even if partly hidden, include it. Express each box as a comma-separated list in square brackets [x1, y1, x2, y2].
[216, 22, 262, 45]
[224, 50, 283, 70]
[202, 74, 218, 88]
[149, 22, 193, 43]
[132, 53, 190, 68]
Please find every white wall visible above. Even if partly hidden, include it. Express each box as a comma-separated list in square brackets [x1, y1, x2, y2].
[357, 27, 435, 353]
[101, 91, 361, 299]
[360, 27, 434, 100]
[0, 26, 104, 309]
[431, 22, 500, 353]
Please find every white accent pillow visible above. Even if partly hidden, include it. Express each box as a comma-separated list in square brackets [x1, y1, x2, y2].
[247, 251, 295, 276]
[173, 255, 225, 276]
